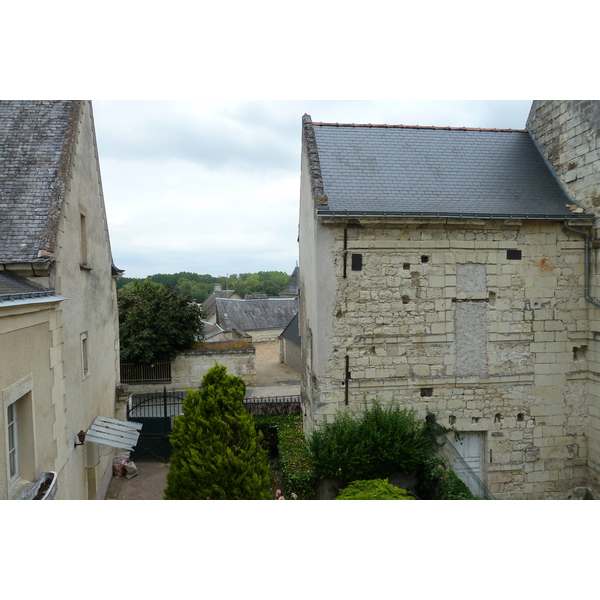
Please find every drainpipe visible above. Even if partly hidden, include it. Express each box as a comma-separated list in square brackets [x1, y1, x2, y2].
[563, 221, 600, 308]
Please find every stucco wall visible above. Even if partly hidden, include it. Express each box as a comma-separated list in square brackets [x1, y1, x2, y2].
[50, 101, 119, 499]
[0, 304, 60, 499]
[280, 337, 302, 372]
[302, 216, 592, 499]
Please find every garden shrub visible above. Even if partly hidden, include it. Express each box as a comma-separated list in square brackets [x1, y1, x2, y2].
[417, 456, 476, 500]
[277, 415, 316, 499]
[308, 401, 432, 485]
[164, 364, 271, 500]
[336, 479, 416, 500]
[253, 415, 281, 459]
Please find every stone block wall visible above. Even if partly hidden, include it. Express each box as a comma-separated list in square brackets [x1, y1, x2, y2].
[306, 217, 592, 498]
[527, 101, 600, 495]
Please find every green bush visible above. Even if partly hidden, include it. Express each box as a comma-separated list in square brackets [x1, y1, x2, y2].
[164, 365, 271, 500]
[417, 457, 476, 500]
[308, 401, 432, 484]
[336, 479, 416, 500]
[278, 415, 316, 499]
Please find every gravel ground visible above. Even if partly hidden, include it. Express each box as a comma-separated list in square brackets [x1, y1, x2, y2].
[105, 341, 300, 500]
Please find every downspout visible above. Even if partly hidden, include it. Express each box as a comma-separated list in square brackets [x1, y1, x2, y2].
[563, 221, 600, 308]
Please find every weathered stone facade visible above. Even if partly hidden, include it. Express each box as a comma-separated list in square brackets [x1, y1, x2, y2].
[302, 218, 591, 499]
[299, 103, 600, 499]
[527, 101, 600, 497]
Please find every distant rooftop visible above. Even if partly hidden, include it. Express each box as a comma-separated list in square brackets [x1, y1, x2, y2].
[216, 297, 298, 332]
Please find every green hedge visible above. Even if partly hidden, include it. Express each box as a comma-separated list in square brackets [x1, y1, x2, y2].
[253, 414, 316, 499]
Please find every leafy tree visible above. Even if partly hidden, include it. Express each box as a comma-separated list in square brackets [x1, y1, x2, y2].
[164, 365, 271, 500]
[118, 279, 204, 364]
[116, 270, 293, 301]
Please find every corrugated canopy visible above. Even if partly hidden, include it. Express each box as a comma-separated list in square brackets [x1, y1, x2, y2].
[85, 416, 142, 450]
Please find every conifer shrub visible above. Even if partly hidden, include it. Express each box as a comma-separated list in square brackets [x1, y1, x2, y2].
[164, 364, 271, 500]
[336, 478, 416, 500]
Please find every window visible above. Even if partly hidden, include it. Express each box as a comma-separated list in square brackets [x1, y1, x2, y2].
[79, 211, 92, 270]
[7, 402, 18, 481]
[4, 389, 35, 485]
[81, 332, 89, 379]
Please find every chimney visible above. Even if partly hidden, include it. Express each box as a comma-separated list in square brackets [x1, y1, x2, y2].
[214, 284, 222, 292]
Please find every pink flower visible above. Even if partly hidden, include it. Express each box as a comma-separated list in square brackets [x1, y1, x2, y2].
[275, 489, 281, 496]
[278, 495, 285, 500]
[291, 493, 298, 500]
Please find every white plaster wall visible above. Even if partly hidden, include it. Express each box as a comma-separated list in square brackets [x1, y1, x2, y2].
[50, 101, 119, 499]
[298, 144, 338, 430]
[0, 304, 60, 499]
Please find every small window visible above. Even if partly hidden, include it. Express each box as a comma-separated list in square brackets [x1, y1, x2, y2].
[5, 391, 35, 485]
[351, 253, 363, 271]
[80, 213, 88, 266]
[421, 255, 429, 264]
[81, 332, 89, 379]
[506, 249, 522, 260]
[7, 403, 18, 480]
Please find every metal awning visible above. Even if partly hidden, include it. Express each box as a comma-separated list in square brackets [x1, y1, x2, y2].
[85, 416, 143, 450]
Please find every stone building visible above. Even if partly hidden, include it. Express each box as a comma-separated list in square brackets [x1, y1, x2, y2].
[0, 101, 132, 500]
[298, 102, 600, 499]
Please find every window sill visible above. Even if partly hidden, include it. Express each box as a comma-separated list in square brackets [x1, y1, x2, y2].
[80, 264, 93, 271]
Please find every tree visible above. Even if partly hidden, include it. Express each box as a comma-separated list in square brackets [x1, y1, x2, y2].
[118, 279, 204, 364]
[164, 365, 271, 500]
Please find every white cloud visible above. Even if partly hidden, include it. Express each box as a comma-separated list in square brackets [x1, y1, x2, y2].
[94, 100, 532, 279]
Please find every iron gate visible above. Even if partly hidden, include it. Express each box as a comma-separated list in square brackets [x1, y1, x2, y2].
[127, 388, 185, 461]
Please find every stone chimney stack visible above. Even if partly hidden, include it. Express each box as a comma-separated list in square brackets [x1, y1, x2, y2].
[214, 284, 222, 292]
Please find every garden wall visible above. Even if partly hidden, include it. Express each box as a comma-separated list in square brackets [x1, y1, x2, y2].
[127, 347, 255, 394]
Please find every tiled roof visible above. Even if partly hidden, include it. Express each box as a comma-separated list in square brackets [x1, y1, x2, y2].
[215, 297, 298, 332]
[280, 266, 299, 297]
[308, 120, 593, 220]
[0, 272, 56, 302]
[201, 289, 238, 317]
[0, 101, 78, 263]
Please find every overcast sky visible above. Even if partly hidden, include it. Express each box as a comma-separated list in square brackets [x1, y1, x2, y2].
[92, 100, 533, 280]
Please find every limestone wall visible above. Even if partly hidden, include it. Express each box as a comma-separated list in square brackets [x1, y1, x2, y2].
[305, 217, 592, 499]
[527, 101, 600, 496]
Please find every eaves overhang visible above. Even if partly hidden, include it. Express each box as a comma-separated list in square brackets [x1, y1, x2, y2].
[316, 208, 596, 221]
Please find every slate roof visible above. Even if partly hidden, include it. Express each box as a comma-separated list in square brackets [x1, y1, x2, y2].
[307, 119, 594, 220]
[215, 297, 298, 332]
[280, 266, 299, 297]
[0, 101, 79, 264]
[201, 289, 238, 317]
[0, 272, 60, 304]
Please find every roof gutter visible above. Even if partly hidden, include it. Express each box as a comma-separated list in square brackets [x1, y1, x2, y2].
[318, 209, 595, 220]
[563, 221, 600, 309]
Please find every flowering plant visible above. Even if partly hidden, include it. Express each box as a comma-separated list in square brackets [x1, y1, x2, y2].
[275, 489, 298, 500]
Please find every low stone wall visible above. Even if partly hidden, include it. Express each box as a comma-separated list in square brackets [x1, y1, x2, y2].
[126, 347, 255, 394]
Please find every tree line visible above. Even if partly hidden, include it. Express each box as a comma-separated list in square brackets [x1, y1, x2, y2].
[116, 270, 292, 303]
